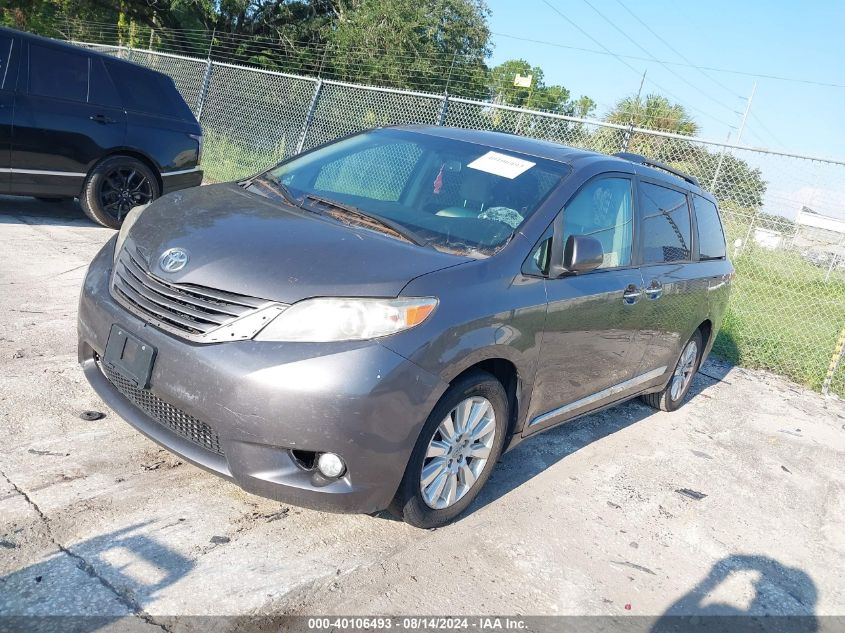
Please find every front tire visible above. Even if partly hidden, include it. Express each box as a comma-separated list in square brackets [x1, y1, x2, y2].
[641, 329, 703, 412]
[80, 156, 159, 229]
[391, 370, 508, 528]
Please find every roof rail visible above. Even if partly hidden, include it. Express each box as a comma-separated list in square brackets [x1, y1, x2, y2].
[613, 152, 700, 187]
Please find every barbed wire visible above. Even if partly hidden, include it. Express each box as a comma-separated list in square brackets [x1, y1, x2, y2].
[17, 14, 823, 149]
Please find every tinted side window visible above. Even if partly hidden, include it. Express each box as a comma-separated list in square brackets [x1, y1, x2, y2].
[693, 195, 727, 260]
[106, 61, 183, 117]
[0, 35, 12, 89]
[563, 177, 633, 268]
[89, 57, 121, 107]
[30, 44, 89, 102]
[639, 181, 692, 263]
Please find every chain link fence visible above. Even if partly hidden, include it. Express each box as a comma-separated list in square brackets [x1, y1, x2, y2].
[84, 43, 845, 397]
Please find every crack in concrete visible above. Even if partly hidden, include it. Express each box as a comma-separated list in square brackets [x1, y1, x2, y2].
[0, 467, 172, 632]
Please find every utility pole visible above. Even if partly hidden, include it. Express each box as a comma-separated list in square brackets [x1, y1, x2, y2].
[710, 82, 755, 191]
[621, 69, 646, 152]
[709, 130, 732, 191]
[735, 81, 757, 144]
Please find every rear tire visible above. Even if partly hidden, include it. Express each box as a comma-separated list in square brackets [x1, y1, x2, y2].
[641, 329, 704, 412]
[391, 370, 508, 529]
[80, 156, 159, 229]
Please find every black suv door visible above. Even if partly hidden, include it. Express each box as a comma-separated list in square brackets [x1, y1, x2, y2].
[0, 32, 19, 194]
[11, 40, 126, 197]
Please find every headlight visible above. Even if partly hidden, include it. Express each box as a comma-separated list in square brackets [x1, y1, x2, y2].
[113, 204, 148, 262]
[254, 297, 438, 342]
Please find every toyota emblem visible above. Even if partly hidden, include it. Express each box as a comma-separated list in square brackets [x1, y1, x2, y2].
[158, 248, 189, 273]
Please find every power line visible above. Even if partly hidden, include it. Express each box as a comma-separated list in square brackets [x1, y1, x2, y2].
[491, 30, 845, 90]
[612, 0, 745, 100]
[579, 0, 740, 117]
[539, 0, 735, 129]
[748, 111, 789, 150]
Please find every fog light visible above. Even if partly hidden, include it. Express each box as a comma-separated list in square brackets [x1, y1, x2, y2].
[317, 452, 346, 478]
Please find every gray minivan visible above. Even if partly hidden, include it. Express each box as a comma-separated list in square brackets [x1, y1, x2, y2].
[78, 126, 733, 527]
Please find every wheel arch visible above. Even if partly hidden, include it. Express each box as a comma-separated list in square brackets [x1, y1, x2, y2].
[697, 318, 714, 362]
[443, 352, 525, 448]
[84, 149, 163, 195]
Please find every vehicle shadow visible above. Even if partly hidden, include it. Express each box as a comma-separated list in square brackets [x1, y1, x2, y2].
[0, 196, 99, 228]
[651, 554, 818, 632]
[0, 522, 193, 632]
[467, 365, 724, 519]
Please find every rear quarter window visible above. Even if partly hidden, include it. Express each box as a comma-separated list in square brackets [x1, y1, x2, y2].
[105, 60, 193, 119]
[693, 195, 727, 260]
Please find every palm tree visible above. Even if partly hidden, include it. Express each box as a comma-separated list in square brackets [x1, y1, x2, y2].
[606, 94, 699, 136]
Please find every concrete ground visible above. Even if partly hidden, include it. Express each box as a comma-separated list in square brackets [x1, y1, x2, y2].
[1, 197, 844, 630]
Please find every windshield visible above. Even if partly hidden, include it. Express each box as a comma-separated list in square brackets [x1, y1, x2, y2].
[264, 128, 567, 256]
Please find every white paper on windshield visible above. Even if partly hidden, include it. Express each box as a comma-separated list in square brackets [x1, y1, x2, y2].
[467, 151, 535, 179]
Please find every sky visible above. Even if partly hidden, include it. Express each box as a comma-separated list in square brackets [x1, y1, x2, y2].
[484, 0, 845, 162]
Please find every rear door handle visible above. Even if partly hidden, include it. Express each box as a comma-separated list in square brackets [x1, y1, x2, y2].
[89, 114, 117, 124]
[622, 284, 642, 305]
[645, 280, 663, 300]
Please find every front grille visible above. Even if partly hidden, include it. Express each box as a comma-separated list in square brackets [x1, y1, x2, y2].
[111, 248, 267, 338]
[102, 363, 224, 456]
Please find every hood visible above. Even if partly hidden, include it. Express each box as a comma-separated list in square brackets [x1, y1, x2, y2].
[125, 183, 469, 304]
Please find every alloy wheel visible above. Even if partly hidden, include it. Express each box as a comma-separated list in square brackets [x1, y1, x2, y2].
[670, 340, 698, 401]
[98, 167, 154, 222]
[420, 396, 496, 510]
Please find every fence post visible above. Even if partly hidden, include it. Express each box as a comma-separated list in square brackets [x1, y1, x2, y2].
[436, 92, 449, 126]
[822, 323, 845, 396]
[296, 79, 323, 155]
[195, 59, 214, 121]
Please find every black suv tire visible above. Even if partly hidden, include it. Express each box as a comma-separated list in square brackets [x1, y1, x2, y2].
[80, 156, 160, 229]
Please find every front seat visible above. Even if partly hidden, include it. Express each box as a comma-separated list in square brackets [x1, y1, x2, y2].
[435, 169, 491, 218]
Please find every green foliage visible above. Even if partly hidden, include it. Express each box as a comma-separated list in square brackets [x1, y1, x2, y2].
[607, 93, 699, 136]
[324, 0, 491, 96]
[714, 247, 845, 393]
[487, 58, 595, 117]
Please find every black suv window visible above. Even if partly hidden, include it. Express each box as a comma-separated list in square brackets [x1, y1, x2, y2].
[29, 43, 89, 102]
[0, 35, 12, 89]
[693, 195, 727, 260]
[639, 181, 692, 263]
[105, 61, 186, 118]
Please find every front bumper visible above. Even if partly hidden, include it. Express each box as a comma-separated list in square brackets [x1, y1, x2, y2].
[78, 240, 448, 513]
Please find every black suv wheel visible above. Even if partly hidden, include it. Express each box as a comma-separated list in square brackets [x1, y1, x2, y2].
[80, 156, 159, 229]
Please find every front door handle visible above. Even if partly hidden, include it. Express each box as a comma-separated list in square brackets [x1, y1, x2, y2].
[622, 284, 642, 305]
[89, 114, 117, 124]
[645, 280, 663, 300]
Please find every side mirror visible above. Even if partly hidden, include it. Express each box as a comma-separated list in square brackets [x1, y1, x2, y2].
[563, 234, 604, 273]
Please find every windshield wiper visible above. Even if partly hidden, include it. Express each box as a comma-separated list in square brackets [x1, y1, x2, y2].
[249, 175, 306, 209]
[302, 194, 431, 248]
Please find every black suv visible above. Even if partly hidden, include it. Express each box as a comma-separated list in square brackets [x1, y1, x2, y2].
[0, 27, 203, 228]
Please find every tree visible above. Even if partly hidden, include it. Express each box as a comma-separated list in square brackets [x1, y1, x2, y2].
[487, 58, 594, 117]
[606, 93, 699, 136]
[324, 0, 491, 96]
